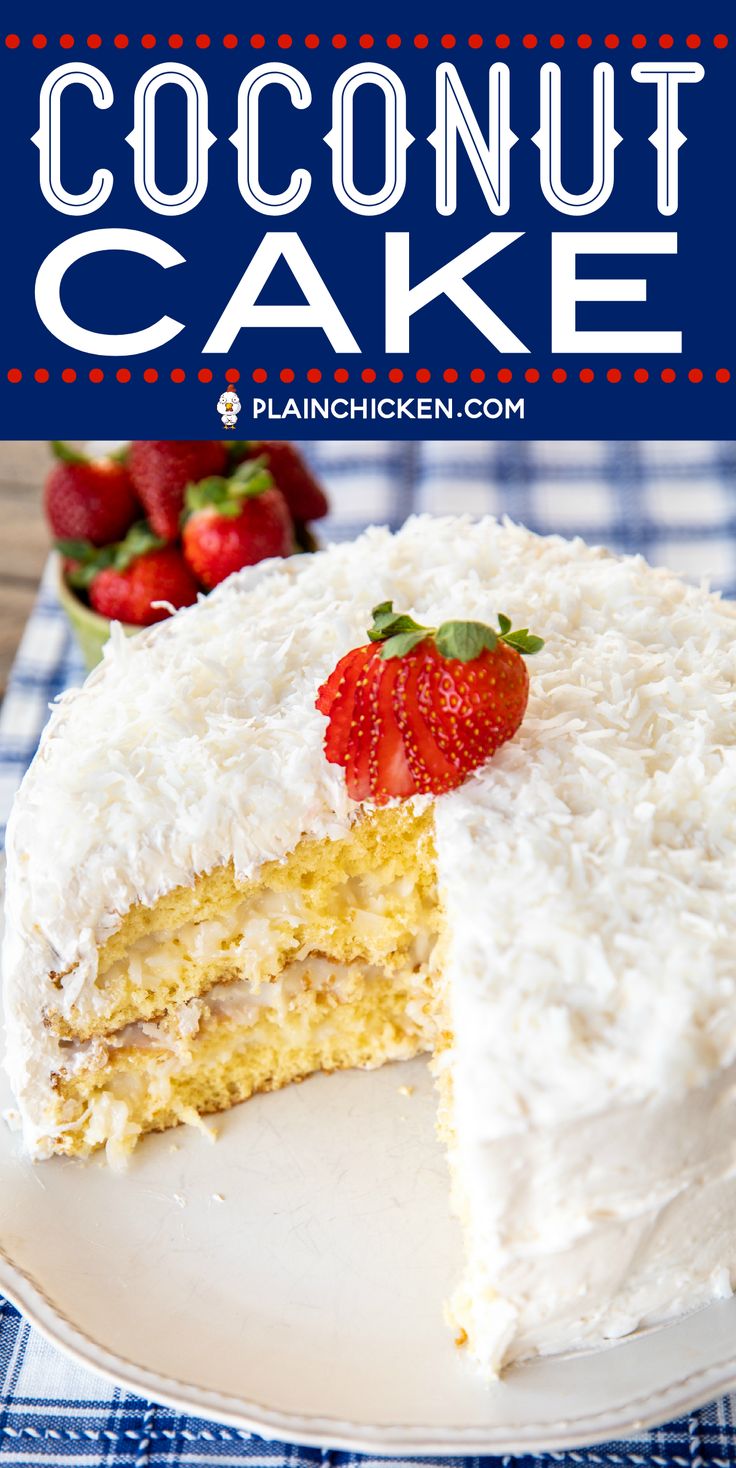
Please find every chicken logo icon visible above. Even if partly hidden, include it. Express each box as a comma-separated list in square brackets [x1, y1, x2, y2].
[217, 387, 241, 429]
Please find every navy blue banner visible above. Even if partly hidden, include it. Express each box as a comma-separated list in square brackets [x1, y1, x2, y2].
[0, 0, 733, 438]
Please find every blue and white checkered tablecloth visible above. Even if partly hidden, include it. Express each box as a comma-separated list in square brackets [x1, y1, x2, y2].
[3, 440, 736, 1466]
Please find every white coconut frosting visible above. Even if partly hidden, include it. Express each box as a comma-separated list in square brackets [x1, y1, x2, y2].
[5, 514, 736, 1372]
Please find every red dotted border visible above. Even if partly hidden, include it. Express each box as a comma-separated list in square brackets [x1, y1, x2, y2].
[7, 366, 732, 385]
[3, 31, 730, 49]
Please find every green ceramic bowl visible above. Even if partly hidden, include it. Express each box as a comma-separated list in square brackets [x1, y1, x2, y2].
[55, 554, 138, 671]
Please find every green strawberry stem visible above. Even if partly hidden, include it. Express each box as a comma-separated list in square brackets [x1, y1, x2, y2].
[57, 521, 164, 588]
[50, 440, 87, 465]
[367, 602, 544, 661]
[50, 440, 128, 466]
[227, 441, 253, 465]
[184, 458, 273, 520]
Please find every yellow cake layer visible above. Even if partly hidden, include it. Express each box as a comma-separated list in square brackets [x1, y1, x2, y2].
[49, 955, 438, 1163]
[46, 804, 437, 1043]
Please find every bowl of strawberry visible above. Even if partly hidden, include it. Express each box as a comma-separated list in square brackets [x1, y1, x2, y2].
[46, 440, 329, 669]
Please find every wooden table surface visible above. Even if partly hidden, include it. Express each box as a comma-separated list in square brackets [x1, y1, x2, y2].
[0, 442, 53, 701]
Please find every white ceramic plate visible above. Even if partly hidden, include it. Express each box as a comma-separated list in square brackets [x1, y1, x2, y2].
[2, 1048, 736, 1455]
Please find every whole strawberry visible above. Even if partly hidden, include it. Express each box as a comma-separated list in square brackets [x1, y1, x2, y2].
[61, 524, 199, 626]
[128, 441, 229, 542]
[44, 442, 139, 546]
[237, 441, 328, 522]
[316, 605, 544, 804]
[182, 460, 293, 590]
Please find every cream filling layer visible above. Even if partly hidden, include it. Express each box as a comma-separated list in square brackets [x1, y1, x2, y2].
[49, 947, 440, 1167]
[51, 866, 432, 1033]
[59, 947, 438, 1080]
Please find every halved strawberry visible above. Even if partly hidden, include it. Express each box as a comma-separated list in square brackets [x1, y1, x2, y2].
[394, 652, 461, 794]
[374, 655, 415, 800]
[416, 649, 468, 775]
[417, 645, 529, 772]
[315, 603, 543, 806]
[344, 655, 379, 801]
[320, 644, 374, 764]
[316, 644, 369, 717]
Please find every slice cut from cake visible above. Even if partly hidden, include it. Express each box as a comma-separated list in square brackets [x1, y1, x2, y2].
[39, 804, 441, 1155]
[4, 514, 736, 1377]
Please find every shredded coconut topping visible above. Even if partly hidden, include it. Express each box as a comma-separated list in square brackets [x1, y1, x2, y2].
[4, 513, 736, 1146]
